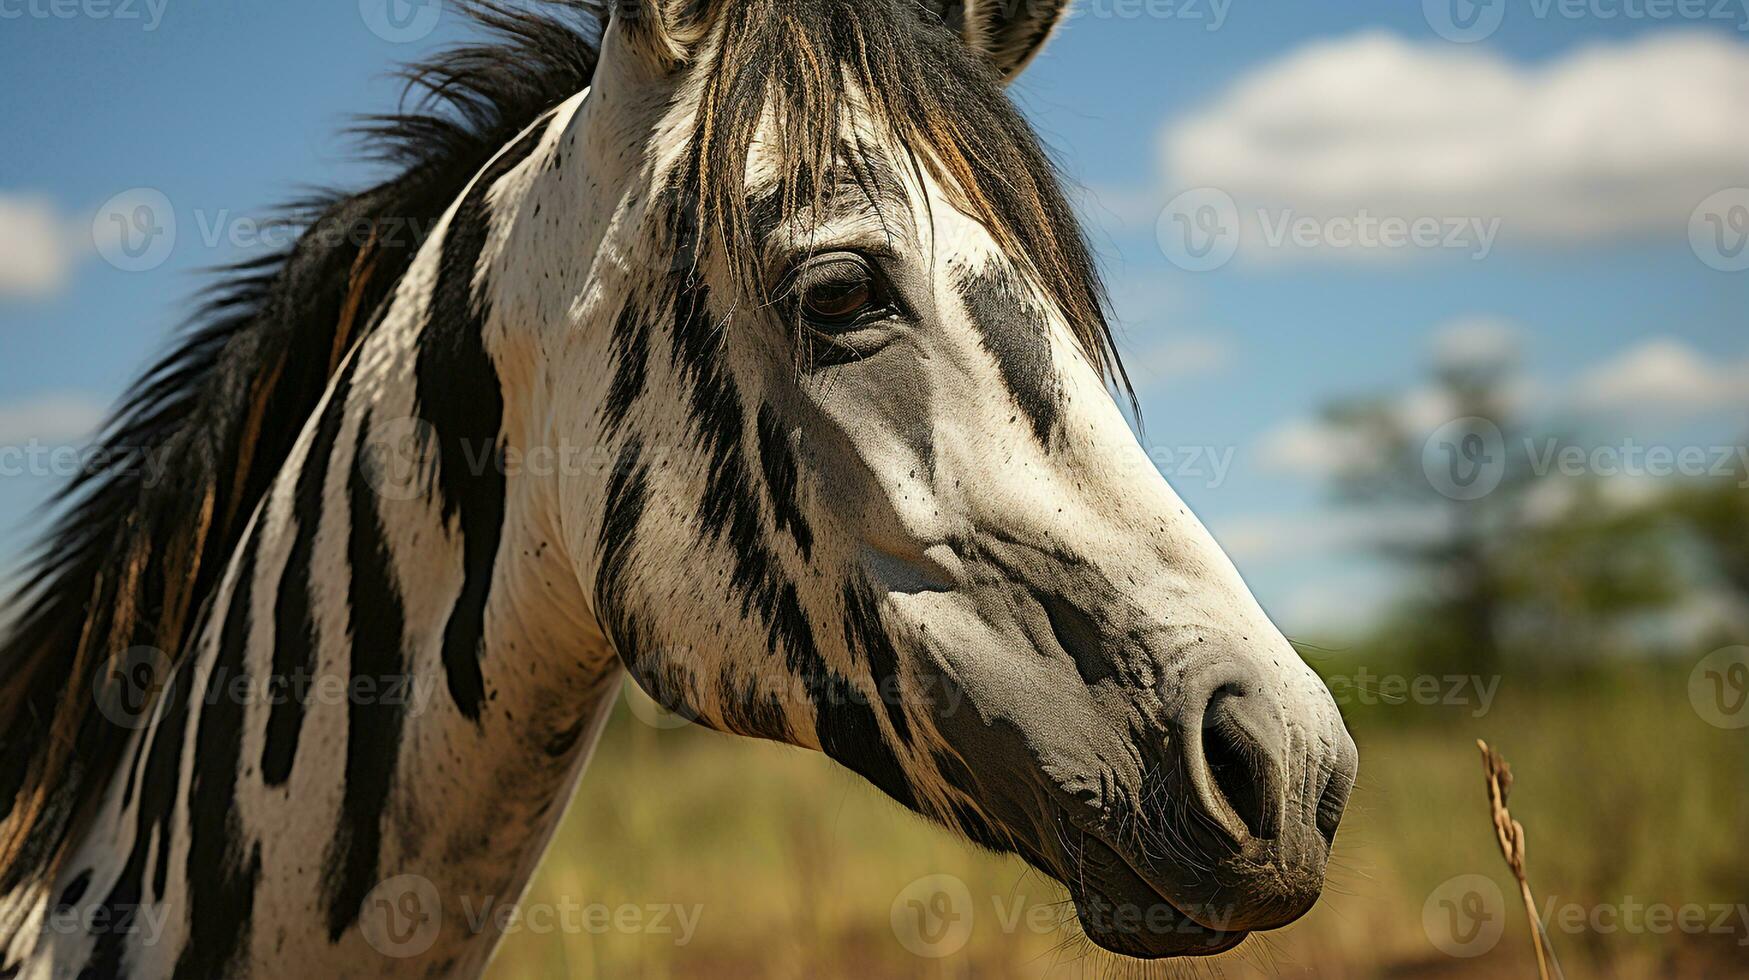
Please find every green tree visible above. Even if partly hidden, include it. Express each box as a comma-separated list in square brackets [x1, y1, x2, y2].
[1315, 348, 1692, 671]
[1666, 446, 1749, 605]
[1319, 352, 1526, 673]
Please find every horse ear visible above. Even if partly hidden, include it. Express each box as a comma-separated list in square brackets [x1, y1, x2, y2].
[926, 0, 1073, 83]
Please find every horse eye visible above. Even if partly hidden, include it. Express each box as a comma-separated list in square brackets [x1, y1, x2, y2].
[792, 255, 886, 330]
[804, 277, 872, 320]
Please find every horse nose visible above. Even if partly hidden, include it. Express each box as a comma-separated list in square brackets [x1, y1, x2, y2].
[1169, 654, 1356, 858]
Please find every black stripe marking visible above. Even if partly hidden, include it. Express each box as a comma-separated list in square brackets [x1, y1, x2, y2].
[322, 413, 412, 941]
[661, 261, 914, 805]
[668, 282, 748, 548]
[666, 279, 823, 672]
[154, 597, 217, 899]
[667, 281, 796, 622]
[769, 582, 817, 678]
[593, 436, 650, 661]
[722, 681, 790, 741]
[261, 363, 355, 786]
[542, 715, 589, 758]
[931, 748, 1009, 853]
[756, 403, 813, 561]
[56, 869, 92, 908]
[842, 580, 910, 746]
[79, 594, 212, 978]
[814, 672, 916, 811]
[414, 122, 547, 721]
[172, 539, 265, 979]
[602, 303, 650, 437]
[955, 265, 1061, 449]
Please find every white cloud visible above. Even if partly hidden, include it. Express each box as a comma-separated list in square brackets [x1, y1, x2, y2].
[1164, 31, 1749, 242]
[1433, 316, 1520, 370]
[0, 392, 108, 446]
[1255, 416, 1382, 479]
[1257, 315, 1573, 479]
[1569, 338, 1749, 417]
[1258, 330, 1747, 485]
[0, 194, 92, 300]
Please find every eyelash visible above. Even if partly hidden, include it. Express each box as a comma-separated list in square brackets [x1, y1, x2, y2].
[785, 254, 900, 329]
[779, 252, 906, 366]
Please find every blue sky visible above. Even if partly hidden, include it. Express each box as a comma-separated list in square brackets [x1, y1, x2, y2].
[2, 1, 1746, 637]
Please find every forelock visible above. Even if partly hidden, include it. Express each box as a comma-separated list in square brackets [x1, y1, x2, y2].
[665, 0, 1133, 399]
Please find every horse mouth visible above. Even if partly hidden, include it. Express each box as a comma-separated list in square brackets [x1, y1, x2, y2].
[1064, 831, 1251, 959]
[1031, 806, 1253, 958]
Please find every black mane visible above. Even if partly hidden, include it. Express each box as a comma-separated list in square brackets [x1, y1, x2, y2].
[0, 0, 605, 906]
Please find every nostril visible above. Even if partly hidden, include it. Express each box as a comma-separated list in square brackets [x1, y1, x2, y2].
[1202, 686, 1278, 842]
[1315, 764, 1353, 848]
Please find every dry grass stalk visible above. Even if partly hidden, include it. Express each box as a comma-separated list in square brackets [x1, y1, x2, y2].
[1477, 739, 1558, 980]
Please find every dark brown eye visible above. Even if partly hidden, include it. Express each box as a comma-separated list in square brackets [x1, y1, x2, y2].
[803, 275, 872, 320]
[790, 254, 890, 331]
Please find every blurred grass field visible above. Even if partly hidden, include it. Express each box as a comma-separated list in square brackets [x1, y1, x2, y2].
[487, 657, 1746, 978]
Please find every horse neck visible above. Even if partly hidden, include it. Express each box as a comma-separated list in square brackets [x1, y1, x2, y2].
[258, 130, 631, 936]
[59, 101, 630, 973]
